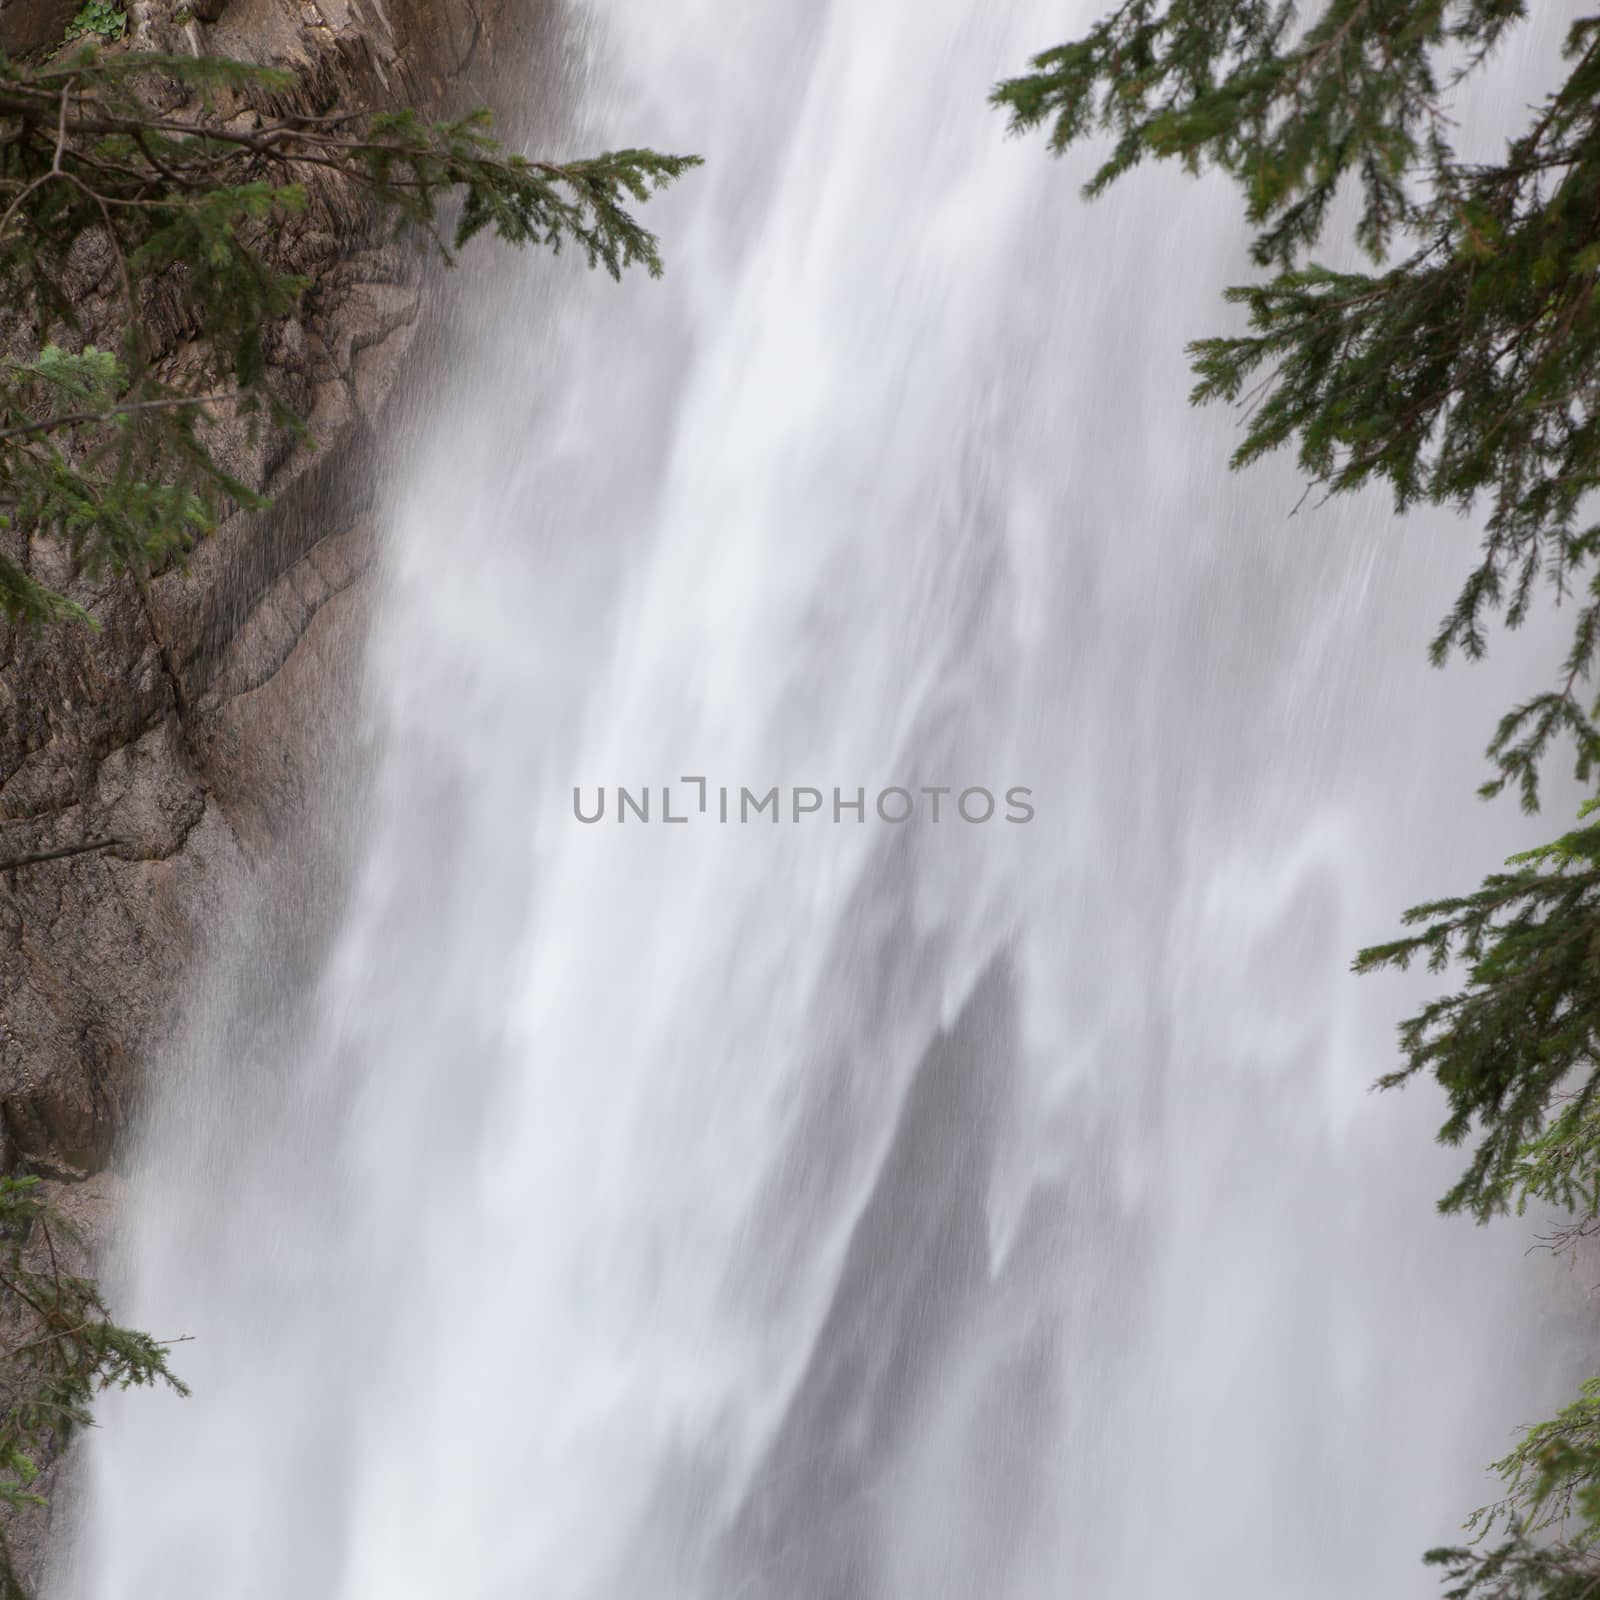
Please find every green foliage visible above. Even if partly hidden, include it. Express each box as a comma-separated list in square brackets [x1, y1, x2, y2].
[0, 41, 697, 1588]
[1430, 1297, 1600, 1589]
[1357, 791, 1600, 1591]
[1423, 1538, 1600, 1600]
[996, 5, 1600, 809]
[1, 343, 248, 626]
[1417, 1380, 1600, 1597]
[1478, 1378, 1600, 1544]
[1357, 794, 1600, 1593]
[1355, 798, 1600, 1221]
[0, 1176, 184, 1600]
[0, 45, 699, 625]
[61, 0, 126, 45]
[1000, 9, 1600, 1597]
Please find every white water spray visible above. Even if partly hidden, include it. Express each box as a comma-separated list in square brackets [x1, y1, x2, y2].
[64, 4, 1582, 1596]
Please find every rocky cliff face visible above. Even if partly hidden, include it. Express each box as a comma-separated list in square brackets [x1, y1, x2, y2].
[0, 0, 552, 1578]
[0, 0, 528, 1180]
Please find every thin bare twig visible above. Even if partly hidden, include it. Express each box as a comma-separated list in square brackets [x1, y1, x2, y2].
[0, 390, 242, 444]
[0, 836, 121, 872]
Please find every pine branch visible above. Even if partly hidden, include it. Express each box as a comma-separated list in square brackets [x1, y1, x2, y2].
[0, 47, 701, 627]
[0, 1178, 186, 1599]
[996, 5, 1600, 805]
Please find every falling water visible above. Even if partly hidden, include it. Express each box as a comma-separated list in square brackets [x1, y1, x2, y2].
[60, 4, 1587, 1596]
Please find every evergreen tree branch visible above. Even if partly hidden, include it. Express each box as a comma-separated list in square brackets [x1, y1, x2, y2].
[996, 5, 1600, 805]
[0, 44, 701, 627]
[0, 1177, 185, 1600]
[1356, 796, 1600, 1220]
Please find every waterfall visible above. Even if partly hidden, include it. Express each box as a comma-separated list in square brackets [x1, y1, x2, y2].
[61, 4, 1580, 1596]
